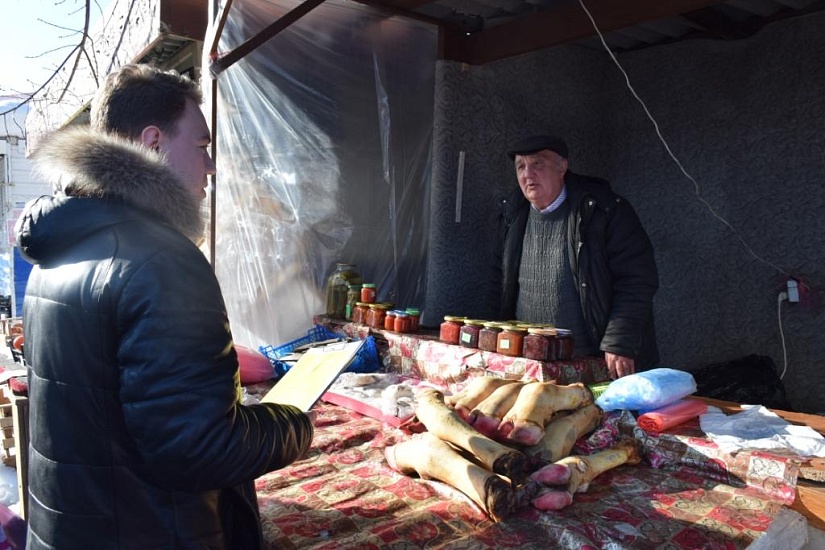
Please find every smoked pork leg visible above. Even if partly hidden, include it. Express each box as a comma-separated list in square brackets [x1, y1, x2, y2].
[385, 432, 518, 522]
[415, 387, 529, 483]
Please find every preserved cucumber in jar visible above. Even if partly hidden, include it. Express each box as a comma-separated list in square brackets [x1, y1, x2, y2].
[325, 263, 362, 319]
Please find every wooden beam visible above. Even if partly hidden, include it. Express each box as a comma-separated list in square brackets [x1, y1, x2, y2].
[444, 0, 730, 64]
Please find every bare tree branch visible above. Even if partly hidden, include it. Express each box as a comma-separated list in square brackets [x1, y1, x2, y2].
[57, 0, 92, 103]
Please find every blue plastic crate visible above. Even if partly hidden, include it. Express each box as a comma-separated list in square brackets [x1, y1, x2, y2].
[259, 326, 380, 378]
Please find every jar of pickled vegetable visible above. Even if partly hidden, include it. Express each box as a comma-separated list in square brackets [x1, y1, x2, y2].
[352, 302, 370, 324]
[496, 325, 526, 357]
[345, 284, 362, 321]
[405, 308, 420, 332]
[479, 322, 503, 352]
[439, 316, 465, 345]
[366, 303, 390, 329]
[459, 319, 484, 348]
[324, 263, 362, 319]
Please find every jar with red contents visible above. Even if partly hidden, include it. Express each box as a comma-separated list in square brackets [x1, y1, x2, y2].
[366, 303, 390, 329]
[384, 310, 397, 331]
[439, 316, 465, 345]
[361, 283, 377, 303]
[352, 302, 370, 324]
[553, 329, 575, 360]
[523, 328, 556, 361]
[479, 322, 503, 352]
[459, 319, 484, 348]
[496, 325, 526, 357]
[394, 311, 411, 333]
[405, 308, 420, 333]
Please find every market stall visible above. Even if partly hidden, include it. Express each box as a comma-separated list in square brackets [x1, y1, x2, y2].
[244, 326, 825, 549]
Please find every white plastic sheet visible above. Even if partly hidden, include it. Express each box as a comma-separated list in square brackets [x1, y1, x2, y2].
[205, 0, 436, 348]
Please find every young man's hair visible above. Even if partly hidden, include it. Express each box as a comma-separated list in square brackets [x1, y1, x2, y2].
[90, 64, 203, 140]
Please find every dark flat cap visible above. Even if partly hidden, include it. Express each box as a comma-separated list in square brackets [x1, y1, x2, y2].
[507, 135, 568, 160]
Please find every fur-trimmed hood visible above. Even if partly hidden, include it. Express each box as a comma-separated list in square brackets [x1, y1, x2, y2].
[22, 127, 204, 247]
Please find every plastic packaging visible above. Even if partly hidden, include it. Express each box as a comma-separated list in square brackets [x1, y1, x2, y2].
[637, 398, 708, 432]
[595, 368, 697, 412]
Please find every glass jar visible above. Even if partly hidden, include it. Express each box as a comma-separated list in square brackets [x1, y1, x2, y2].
[352, 302, 370, 324]
[496, 325, 526, 357]
[439, 316, 465, 345]
[523, 328, 556, 361]
[384, 310, 398, 331]
[459, 319, 484, 348]
[325, 263, 362, 319]
[394, 311, 411, 333]
[554, 329, 575, 360]
[361, 283, 377, 303]
[345, 284, 362, 321]
[479, 322, 503, 352]
[366, 303, 390, 329]
[405, 308, 420, 333]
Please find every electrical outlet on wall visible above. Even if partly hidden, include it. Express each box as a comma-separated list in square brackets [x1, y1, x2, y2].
[786, 278, 799, 303]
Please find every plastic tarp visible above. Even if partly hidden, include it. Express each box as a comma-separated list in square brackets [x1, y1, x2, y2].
[204, 0, 436, 347]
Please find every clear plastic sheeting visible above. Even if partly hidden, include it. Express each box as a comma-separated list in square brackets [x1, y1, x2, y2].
[205, 0, 436, 348]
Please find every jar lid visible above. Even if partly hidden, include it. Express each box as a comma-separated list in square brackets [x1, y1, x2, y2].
[386, 310, 397, 316]
[405, 307, 420, 315]
[355, 301, 369, 306]
[395, 312, 409, 318]
[443, 315, 466, 322]
[370, 303, 391, 310]
[362, 283, 376, 288]
[555, 328, 573, 336]
[527, 327, 557, 336]
[348, 283, 362, 289]
[463, 319, 486, 326]
[482, 321, 504, 329]
[500, 324, 527, 333]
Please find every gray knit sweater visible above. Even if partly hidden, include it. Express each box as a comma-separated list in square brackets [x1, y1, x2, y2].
[516, 205, 598, 355]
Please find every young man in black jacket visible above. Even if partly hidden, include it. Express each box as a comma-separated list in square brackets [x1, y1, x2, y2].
[16, 64, 314, 549]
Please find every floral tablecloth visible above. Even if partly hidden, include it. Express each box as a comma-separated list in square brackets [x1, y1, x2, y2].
[253, 399, 795, 549]
[311, 317, 610, 392]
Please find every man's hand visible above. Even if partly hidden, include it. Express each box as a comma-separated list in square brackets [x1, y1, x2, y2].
[605, 352, 635, 379]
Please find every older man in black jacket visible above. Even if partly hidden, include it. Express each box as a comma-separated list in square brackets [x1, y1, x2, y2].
[494, 135, 659, 378]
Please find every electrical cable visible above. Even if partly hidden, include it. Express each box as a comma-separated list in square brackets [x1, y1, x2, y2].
[577, 0, 797, 382]
[575, 0, 790, 280]
[776, 292, 788, 380]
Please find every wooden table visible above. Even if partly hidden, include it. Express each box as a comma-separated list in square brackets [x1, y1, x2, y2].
[692, 396, 825, 530]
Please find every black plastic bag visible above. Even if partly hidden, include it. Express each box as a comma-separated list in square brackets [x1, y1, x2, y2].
[690, 354, 792, 411]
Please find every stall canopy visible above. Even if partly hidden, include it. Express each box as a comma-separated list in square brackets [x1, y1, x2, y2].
[205, 0, 437, 347]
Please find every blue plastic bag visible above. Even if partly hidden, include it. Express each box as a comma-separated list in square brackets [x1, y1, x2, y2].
[595, 368, 697, 412]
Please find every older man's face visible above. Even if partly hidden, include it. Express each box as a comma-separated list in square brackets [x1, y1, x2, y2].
[514, 150, 568, 210]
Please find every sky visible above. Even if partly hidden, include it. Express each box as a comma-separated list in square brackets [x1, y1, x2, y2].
[0, 0, 113, 109]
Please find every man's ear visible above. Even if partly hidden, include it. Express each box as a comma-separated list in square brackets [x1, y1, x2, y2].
[559, 157, 568, 176]
[139, 126, 162, 151]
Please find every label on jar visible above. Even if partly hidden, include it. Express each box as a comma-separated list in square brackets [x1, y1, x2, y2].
[499, 340, 510, 350]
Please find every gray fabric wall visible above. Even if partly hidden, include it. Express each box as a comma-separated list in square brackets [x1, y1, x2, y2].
[425, 12, 825, 414]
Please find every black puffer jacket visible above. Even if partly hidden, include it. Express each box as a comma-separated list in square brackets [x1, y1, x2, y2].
[16, 128, 314, 549]
[495, 171, 660, 370]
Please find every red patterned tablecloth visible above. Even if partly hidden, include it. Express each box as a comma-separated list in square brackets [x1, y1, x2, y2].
[253, 399, 795, 549]
[311, 317, 610, 392]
